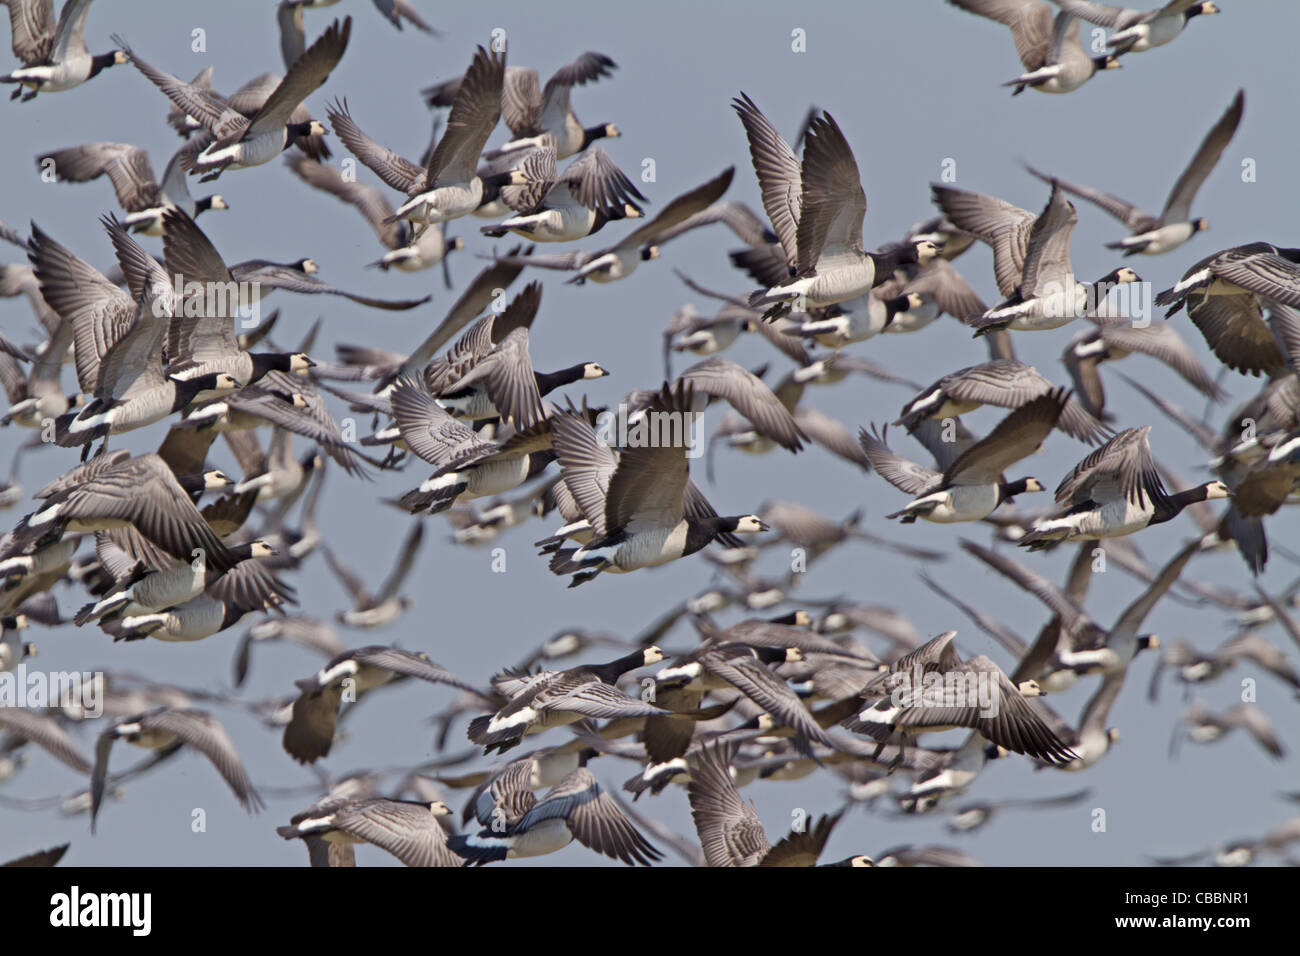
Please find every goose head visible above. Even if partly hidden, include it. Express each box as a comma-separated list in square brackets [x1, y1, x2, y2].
[1016, 679, 1045, 698]
[1202, 480, 1231, 500]
[1194, 217, 1210, 233]
[1101, 266, 1141, 285]
[911, 239, 940, 265]
[203, 469, 233, 490]
[728, 514, 768, 534]
[641, 645, 665, 666]
[1004, 477, 1046, 501]
[428, 801, 451, 817]
[640, 245, 660, 261]
[1094, 54, 1123, 71]
[248, 540, 277, 559]
[581, 362, 609, 380]
[769, 609, 811, 627]
[883, 291, 924, 327]
[985, 743, 1011, 760]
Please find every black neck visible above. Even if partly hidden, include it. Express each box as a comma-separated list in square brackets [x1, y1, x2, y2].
[587, 648, 649, 683]
[1150, 486, 1206, 524]
[767, 611, 804, 626]
[228, 541, 263, 563]
[868, 248, 900, 275]
[171, 375, 222, 411]
[581, 124, 612, 150]
[751, 645, 791, 666]
[884, 293, 913, 321]
[250, 352, 292, 379]
[285, 122, 315, 146]
[220, 602, 251, 630]
[998, 478, 1035, 502]
[175, 472, 213, 495]
[684, 517, 732, 557]
[534, 364, 590, 396]
[88, 53, 118, 78]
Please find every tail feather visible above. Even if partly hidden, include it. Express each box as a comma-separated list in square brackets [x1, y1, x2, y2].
[547, 547, 587, 576]
[73, 601, 103, 627]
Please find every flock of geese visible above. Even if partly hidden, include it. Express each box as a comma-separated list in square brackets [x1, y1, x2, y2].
[0, 0, 1297, 869]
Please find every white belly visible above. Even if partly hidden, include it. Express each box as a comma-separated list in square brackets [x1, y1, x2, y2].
[1126, 222, 1194, 255]
[463, 457, 531, 499]
[508, 819, 573, 858]
[397, 180, 483, 224]
[506, 206, 596, 242]
[581, 250, 637, 283]
[916, 484, 1001, 523]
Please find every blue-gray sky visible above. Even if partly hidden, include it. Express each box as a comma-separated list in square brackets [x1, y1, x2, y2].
[1, 0, 1297, 866]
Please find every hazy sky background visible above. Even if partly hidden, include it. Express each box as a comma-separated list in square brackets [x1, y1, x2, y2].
[1, 0, 1298, 867]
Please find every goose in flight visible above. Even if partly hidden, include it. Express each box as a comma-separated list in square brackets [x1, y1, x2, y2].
[947, 1, 1121, 94]
[0, 0, 124, 100]
[861, 391, 1066, 524]
[1052, 0, 1220, 55]
[36, 143, 228, 236]
[116, 17, 350, 180]
[1018, 427, 1230, 548]
[1025, 89, 1243, 256]
[939, 181, 1141, 335]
